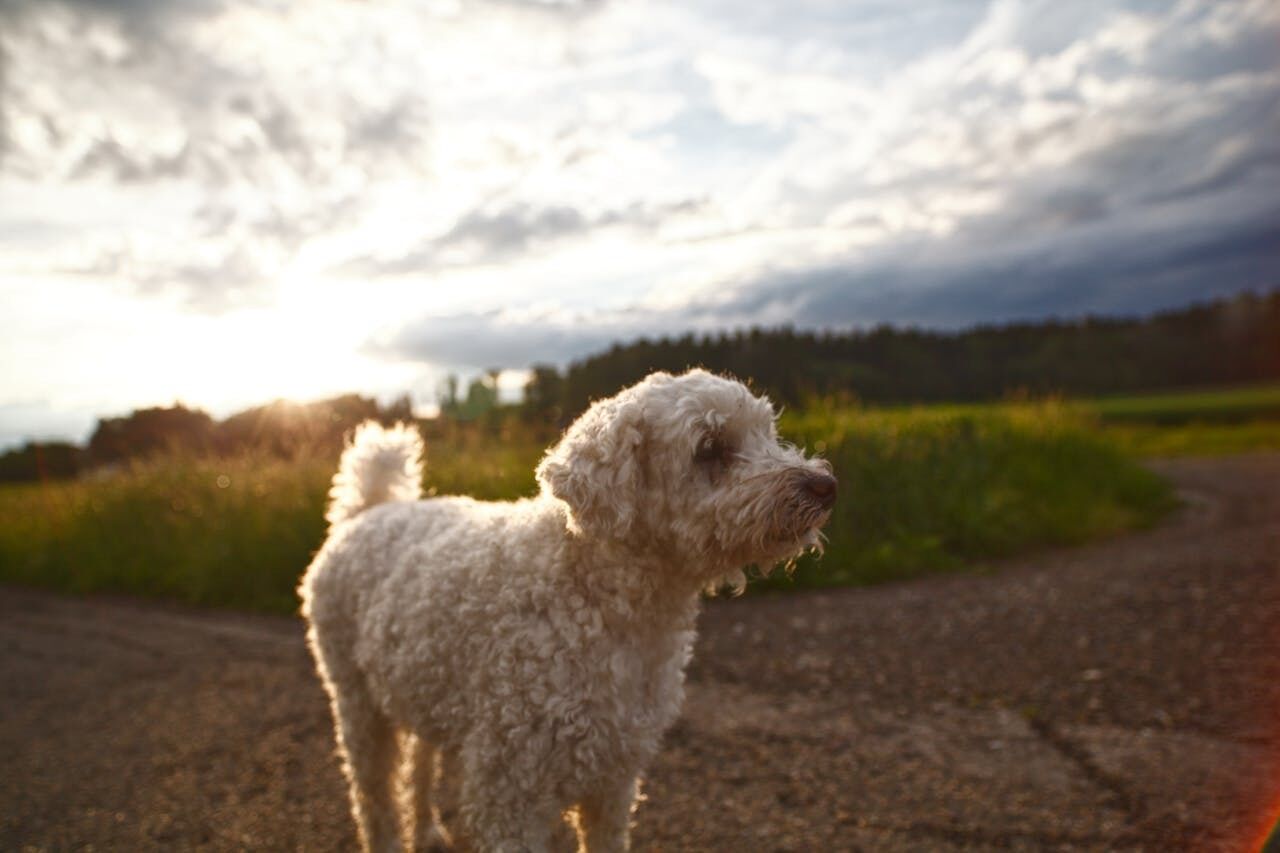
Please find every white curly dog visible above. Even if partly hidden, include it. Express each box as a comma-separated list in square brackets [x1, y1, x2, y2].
[299, 369, 836, 852]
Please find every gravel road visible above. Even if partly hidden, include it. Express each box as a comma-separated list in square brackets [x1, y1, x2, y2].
[3, 454, 1278, 851]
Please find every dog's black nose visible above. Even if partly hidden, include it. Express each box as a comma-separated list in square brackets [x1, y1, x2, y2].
[802, 472, 838, 508]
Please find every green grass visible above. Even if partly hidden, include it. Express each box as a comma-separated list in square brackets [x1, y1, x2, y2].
[1063, 382, 1280, 457]
[0, 453, 333, 612]
[0, 430, 549, 612]
[770, 401, 1174, 589]
[1086, 382, 1280, 424]
[1100, 420, 1280, 457]
[873, 384, 1280, 457]
[0, 402, 1177, 611]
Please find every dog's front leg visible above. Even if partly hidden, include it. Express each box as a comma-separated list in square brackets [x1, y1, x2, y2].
[459, 782, 556, 853]
[458, 735, 557, 853]
[572, 774, 639, 853]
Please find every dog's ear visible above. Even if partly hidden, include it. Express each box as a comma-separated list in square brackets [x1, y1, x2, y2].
[537, 395, 645, 540]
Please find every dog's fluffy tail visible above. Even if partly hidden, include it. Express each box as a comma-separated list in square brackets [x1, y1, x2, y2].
[326, 421, 424, 528]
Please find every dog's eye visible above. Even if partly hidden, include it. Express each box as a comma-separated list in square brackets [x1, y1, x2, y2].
[694, 433, 732, 465]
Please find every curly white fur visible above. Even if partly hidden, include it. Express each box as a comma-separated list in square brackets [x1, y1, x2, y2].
[299, 370, 835, 852]
[326, 421, 425, 527]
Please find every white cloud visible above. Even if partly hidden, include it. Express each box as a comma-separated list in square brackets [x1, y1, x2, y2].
[1, 0, 1278, 442]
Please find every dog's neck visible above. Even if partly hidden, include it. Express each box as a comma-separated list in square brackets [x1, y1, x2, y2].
[561, 526, 706, 629]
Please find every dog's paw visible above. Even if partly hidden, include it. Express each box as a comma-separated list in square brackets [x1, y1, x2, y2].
[414, 824, 454, 853]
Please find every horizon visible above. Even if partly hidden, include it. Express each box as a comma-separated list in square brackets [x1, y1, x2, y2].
[3, 286, 1272, 452]
[3, 0, 1278, 448]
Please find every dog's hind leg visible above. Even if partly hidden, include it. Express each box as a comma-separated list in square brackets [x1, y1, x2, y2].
[321, 657, 402, 853]
[405, 733, 451, 851]
[571, 774, 639, 853]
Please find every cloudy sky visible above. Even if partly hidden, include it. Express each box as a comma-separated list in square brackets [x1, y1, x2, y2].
[1, 0, 1278, 446]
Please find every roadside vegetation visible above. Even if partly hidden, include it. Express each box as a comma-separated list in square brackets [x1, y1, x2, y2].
[0, 397, 1188, 612]
[773, 401, 1175, 589]
[2, 287, 1275, 611]
[0, 429, 551, 613]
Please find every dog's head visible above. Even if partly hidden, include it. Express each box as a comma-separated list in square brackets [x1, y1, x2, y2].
[537, 369, 835, 585]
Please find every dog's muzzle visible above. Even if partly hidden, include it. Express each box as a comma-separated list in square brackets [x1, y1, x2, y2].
[800, 471, 838, 510]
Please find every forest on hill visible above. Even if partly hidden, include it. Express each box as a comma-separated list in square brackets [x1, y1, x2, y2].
[521, 289, 1280, 419]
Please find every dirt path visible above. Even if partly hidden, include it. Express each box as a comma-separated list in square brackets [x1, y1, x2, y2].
[3, 455, 1279, 851]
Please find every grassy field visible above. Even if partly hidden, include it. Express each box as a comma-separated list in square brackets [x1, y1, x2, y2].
[0, 454, 335, 612]
[773, 401, 1173, 589]
[1087, 383, 1280, 424]
[1084, 382, 1280, 456]
[0, 400, 1179, 612]
[1100, 420, 1280, 457]
[0, 426, 554, 612]
[868, 384, 1280, 457]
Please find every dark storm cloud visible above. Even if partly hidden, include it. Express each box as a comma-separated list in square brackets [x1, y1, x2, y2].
[373, 284, 764, 368]
[713, 159, 1280, 330]
[377, 194, 1280, 369]
[757, 216, 1280, 331]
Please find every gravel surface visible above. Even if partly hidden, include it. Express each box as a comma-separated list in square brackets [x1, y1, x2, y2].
[3, 454, 1278, 851]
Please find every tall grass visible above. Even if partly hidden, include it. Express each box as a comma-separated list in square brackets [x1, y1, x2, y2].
[0, 403, 1173, 612]
[772, 401, 1174, 588]
[0, 433, 547, 612]
[0, 453, 333, 612]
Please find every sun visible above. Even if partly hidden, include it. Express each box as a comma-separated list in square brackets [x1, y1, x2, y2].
[119, 276, 424, 418]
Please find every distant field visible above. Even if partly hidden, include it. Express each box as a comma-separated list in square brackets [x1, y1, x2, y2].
[0, 401, 1175, 611]
[1087, 383, 1280, 424]
[873, 384, 1280, 456]
[1079, 383, 1280, 456]
[1100, 420, 1280, 457]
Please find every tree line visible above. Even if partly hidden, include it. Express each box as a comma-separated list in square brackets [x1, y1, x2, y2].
[523, 289, 1280, 421]
[3, 288, 1275, 482]
[0, 395, 413, 483]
